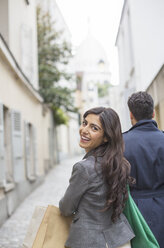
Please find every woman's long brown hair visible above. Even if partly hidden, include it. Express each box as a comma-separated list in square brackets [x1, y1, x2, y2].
[83, 107, 134, 222]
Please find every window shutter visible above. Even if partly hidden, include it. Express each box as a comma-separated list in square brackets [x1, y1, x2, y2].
[24, 121, 31, 179]
[24, 123, 37, 180]
[0, 103, 6, 186]
[11, 110, 24, 182]
[32, 126, 37, 176]
[5, 109, 14, 183]
[49, 128, 54, 168]
[20, 24, 34, 83]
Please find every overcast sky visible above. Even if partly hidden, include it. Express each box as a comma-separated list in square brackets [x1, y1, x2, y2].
[56, 0, 124, 84]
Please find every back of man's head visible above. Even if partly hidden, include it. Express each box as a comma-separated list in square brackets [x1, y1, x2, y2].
[128, 91, 154, 121]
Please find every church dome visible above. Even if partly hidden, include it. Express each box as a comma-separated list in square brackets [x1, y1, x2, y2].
[74, 32, 109, 72]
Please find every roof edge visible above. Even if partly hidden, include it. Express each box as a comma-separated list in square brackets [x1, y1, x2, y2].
[115, 0, 127, 46]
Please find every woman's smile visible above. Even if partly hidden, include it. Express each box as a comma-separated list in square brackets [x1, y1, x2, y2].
[80, 135, 91, 142]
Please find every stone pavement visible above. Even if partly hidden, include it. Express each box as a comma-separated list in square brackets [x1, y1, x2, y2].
[0, 155, 83, 248]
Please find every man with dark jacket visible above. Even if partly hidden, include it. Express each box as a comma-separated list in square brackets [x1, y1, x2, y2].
[123, 91, 164, 248]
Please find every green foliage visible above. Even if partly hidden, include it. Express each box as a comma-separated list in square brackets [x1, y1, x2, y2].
[37, 6, 76, 125]
[97, 82, 111, 98]
[51, 106, 69, 125]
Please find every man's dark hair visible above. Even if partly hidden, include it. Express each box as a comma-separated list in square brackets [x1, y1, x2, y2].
[128, 91, 154, 121]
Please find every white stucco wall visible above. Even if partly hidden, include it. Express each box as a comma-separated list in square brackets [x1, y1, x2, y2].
[117, 0, 164, 90]
[0, 55, 52, 175]
[116, 0, 164, 130]
[130, 0, 164, 90]
[0, 0, 39, 89]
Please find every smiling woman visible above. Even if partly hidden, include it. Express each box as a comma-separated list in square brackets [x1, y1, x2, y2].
[59, 106, 135, 248]
[79, 113, 106, 153]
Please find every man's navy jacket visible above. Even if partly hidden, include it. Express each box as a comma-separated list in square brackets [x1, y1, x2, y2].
[123, 119, 164, 247]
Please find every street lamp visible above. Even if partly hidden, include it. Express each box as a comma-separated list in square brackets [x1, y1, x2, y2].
[98, 59, 105, 72]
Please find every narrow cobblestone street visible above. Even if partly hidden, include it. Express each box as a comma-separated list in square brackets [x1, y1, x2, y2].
[0, 155, 82, 248]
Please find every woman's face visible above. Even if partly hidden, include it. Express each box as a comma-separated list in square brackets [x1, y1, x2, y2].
[79, 114, 106, 153]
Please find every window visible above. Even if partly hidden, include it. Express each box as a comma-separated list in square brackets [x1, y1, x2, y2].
[25, 122, 36, 181]
[4, 106, 13, 183]
[20, 25, 34, 83]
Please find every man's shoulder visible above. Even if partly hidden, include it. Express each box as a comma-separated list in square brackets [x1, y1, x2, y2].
[122, 130, 129, 135]
[123, 127, 164, 144]
[122, 129, 132, 138]
[122, 128, 137, 143]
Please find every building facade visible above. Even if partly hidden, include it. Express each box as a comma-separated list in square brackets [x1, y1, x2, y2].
[116, 0, 164, 131]
[0, 0, 56, 226]
[74, 32, 111, 119]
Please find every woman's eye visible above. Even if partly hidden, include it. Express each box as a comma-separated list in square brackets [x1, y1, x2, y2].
[92, 126, 98, 131]
[82, 121, 87, 126]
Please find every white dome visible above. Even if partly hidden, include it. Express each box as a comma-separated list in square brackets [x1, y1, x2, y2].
[74, 33, 109, 72]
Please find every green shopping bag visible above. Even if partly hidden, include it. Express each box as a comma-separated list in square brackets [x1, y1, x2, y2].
[123, 186, 160, 248]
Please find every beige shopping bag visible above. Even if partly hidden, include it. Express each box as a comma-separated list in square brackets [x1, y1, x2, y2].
[23, 205, 72, 248]
[118, 241, 131, 248]
[41, 205, 72, 248]
[106, 242, 131, 248]
[32, 205, 72, 248]
[23, 206, 46, 248]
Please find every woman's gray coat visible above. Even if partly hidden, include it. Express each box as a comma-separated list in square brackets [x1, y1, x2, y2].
[59, 155, 134, 248]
